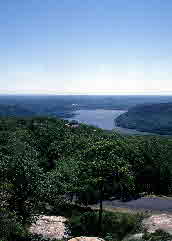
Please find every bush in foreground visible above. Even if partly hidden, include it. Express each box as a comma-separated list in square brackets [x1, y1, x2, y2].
[0, 208, 27, 241]
[67, 210, 143, 241]
[142, 229, 172, 241]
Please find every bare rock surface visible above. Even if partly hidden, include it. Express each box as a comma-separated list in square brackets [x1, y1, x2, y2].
[125, 214, 172, 240]
[29, 213, 172, 240]
[143, 214, 172, 234]
[29, 215, 70, 240]
[125, 233, 143, 240]
[68, 237, 105, 241]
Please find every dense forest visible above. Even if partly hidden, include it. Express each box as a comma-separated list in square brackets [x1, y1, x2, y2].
[115, 103, 172, 135]
[1, 116, 172, 240]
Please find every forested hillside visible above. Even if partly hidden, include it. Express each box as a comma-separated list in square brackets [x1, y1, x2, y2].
[1, 116, 172, 240]
[115, 103, 172, 135]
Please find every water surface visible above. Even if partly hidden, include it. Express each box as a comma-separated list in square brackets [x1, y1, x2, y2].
[66, 109, 155, 135]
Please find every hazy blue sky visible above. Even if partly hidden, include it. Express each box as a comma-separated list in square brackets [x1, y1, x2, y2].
[1, 0, 172, 94]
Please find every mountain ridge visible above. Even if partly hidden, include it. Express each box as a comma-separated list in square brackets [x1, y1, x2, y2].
[115, 102, 172, 135]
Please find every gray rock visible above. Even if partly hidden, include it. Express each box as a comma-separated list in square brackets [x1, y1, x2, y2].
[68, 237, 105, 241]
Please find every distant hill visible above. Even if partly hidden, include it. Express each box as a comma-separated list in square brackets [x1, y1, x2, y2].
[0, 104, 35, 117]
[0, 103, 74, 118]
[115, 103, 172, 135]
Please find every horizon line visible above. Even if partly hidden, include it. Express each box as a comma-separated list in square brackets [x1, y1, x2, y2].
[0, 92, 172, 96]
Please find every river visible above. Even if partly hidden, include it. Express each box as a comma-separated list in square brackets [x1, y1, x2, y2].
[66, 109, 155, 135]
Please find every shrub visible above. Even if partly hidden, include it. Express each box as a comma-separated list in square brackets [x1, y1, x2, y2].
[0, 208, 26, 241]
[142, 229, 172, 241]
[126, 229, 172, 241]
[67, 210, 142, 240]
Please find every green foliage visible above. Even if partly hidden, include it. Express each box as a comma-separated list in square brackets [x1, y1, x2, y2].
[0, 116, 172, 240]
[77, 140, 135, 195]
[124, 230, 172, 241]
[67, 210, 142, 240]
[142, 229, 172, 241]
[74, 139, 136, 232]
[0, 129, 45, 226]
[0, 208, 26, 241]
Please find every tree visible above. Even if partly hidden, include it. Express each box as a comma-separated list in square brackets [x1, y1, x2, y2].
[136, 136, 172, 194]
[77, 140, 135, 233]
[0, 129, 44, 225]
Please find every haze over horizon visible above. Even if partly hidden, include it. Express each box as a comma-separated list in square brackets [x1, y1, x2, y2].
[1, 1, 172, 95]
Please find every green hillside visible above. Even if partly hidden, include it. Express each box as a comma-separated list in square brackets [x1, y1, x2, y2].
[115, 103, 172, 135]
[1, 116, 172, 240]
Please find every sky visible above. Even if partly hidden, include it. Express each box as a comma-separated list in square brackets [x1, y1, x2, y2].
[1, 0, 172, 95]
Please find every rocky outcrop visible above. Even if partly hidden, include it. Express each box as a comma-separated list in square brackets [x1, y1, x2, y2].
[29, 215, 70, 240]
[124, 213, 172, 240]
[143, 214, 172, 234]
[69, 237, 105, 241]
